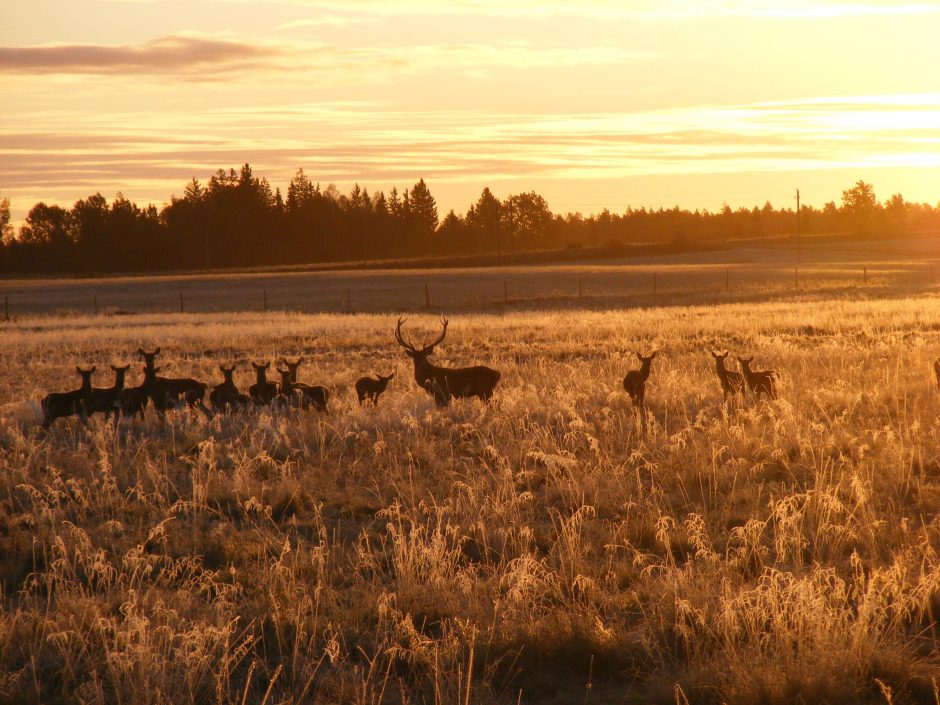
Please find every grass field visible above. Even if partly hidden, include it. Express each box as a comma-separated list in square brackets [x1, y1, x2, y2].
[3, 264, 940, 703]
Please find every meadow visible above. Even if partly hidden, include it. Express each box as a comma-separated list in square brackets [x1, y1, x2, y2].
[2, 283, 940, 703]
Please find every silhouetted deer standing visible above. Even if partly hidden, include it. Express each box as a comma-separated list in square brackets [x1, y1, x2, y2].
[117, 366, 151, 420]
[395, 317, 500, 407]
[281, 357, 329, 412]
[272, 367, 323, 412]
[209, 365, 251, 413]
[711, 351, 745, 403]
[249, 361, 278, 405]
[87, 364, 130, 419]
[355, 373, 394, 406]
[622, 352, 657, 407]
[737, 356, 778, 401]
[137, 347, 208, 414]
[41, 366, 96, 428]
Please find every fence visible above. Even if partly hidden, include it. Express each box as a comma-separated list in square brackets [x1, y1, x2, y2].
[1, 262, 938, 319]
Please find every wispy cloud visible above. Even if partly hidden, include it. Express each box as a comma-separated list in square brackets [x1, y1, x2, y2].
[163, 0, 939, 20]
[0, 34, 290, 76]
[0, 33, 650, 79]
[275, 15, 378, 30]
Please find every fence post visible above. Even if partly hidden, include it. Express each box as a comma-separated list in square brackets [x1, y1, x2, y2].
[179, 291, 184, 313]
[424, 283, 430, 308]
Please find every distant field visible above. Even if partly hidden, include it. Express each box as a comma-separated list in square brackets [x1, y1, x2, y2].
[3, 235, 940, 316]
[3, 289, 940, 704]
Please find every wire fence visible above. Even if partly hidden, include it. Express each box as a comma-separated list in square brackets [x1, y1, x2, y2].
[1, 261, 938, 319]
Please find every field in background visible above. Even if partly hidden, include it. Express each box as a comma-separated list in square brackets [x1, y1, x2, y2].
[3, 288, 940, 704]
[3, 235, 940, 316]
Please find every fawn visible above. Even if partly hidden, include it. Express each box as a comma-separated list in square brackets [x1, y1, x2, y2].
[622, 352, 657, 407]
[711, 351, 745, 402]
[355, 373, 394, 406]
[281, 357, 329, 412]
[737, 356, 778, 400]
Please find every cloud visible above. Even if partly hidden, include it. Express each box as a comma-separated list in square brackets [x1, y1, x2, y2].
[275, 15, 379, 30]
[175, 0, 939, 21]
[0, 34, 290, 76]
[0, 33, 649, 79]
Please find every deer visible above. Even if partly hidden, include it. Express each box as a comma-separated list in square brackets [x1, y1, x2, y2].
[87, 364, 130, 419]
[622, 352, 657, 407]
[209, 365, 252, 413]
[271, 367, 320, 412]
[117, 366, 151, 420]
[137, 347, 208, 414]
[711, 351, 745, 403]
[394, 317, 501, 407]
[355, 373, 395, 406]
[41, 366, 96, 428]
[249, 361, 278, 405]
[737, 356, 778, 401]
[280, 357, 329, 412]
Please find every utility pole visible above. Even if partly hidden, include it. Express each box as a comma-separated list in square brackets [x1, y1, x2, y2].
[494, 202, 501, 260]
[508, 199, 515, 257]
[795, 188, 801, 266]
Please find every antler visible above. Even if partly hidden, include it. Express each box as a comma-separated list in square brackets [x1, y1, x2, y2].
[423, 317, 449, 352]
[395, 317, 417, 352]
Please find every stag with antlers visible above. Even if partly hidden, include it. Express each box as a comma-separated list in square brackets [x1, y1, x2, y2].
[395, 317, 501, 407]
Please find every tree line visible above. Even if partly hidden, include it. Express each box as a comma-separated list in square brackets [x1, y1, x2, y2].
[1, 167, 938, 275]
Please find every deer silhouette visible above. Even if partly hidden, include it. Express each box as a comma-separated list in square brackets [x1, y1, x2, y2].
[87, 364, 130, 419]
[622, 351, 657, 407]
[41, 366, 96, 428]
[280, 357, 329, 412]
[249, 361, 278, 405]
[209, 365, 251, 413]
[137, 348, 208, 414]
[737, 356, 778, 400]
[395, 317, 500, 407]
[117, 365, 151, 420]
[355, 373, 394, 406]
[711, 351, 745, 402]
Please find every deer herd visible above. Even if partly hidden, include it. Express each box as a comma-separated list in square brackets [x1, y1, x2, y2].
[39, 316, 783, 429]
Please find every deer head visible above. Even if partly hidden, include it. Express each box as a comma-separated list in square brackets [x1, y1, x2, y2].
[395, 317, 448, 362]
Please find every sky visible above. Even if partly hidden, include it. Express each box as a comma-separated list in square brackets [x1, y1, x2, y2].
[2, 0, 940, 226]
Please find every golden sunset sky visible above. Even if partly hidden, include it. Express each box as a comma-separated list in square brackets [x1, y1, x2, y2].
[2, 0, 939, 225]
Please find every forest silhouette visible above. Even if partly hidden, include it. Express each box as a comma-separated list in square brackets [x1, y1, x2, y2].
[1, 166, 938, 275]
